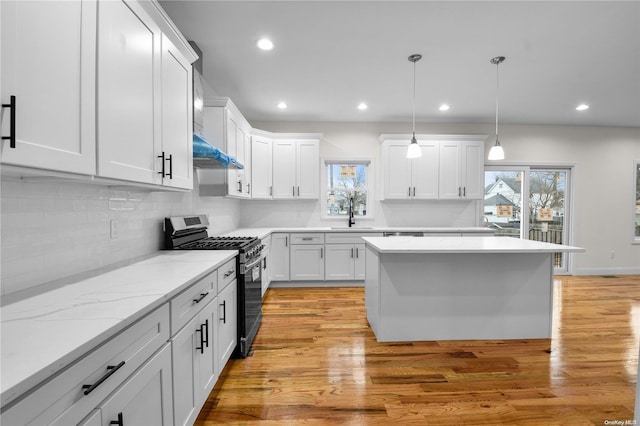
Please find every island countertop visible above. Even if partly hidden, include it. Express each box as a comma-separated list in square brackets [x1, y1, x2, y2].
[363, 235, 585, 254]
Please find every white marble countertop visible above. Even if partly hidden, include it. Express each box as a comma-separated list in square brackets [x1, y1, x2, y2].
[220, 226, 494, 239]
[0, 250, 236, 406]
[363, 235, 585, 254]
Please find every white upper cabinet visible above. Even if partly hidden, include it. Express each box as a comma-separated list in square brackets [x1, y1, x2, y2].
[439, 140, 484, 199]
[2, 0, 196, 190]
[272, 139, 319, 199]
[97, 0, 164, 186]
[160, 34, 193, 189]
[251, 134, 273, 199]
[381, 140, 439, 199]
[1, 0, 96, 175]
[380, 135, 485, 201]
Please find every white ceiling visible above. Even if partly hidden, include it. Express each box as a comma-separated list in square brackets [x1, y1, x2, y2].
[160, 1, 640, 128]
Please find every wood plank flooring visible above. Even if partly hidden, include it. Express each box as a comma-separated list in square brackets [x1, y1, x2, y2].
[195, 275, 640, 425]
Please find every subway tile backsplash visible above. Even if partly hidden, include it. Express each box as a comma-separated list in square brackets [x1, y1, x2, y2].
[0, 177, 239, 298]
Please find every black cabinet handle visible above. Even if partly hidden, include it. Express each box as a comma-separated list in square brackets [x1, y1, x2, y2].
[356, 247, 359, 258]
[196, 325, 204, 354]
[203, 319, 209, 348]
[408, 187, 411, 197]
[458, 187, 462, 197]
[247, 183, 250, 194]
[166, 154, 173, 179]
[2, 95, 16, 148]
[223, 269, 234, 278]
[158, 152, 166, 177]
[238, 180, 242, 193]
[220, 300, 226, 324]
[463, 187, 466, 197]
[413, 187, 416, 197]
[192, 292, 209, 304]
[110, 412, 124, 426]
[82, 361, 125, 395]
[351, 248, 354, 258]
[292, 186, 295, 196]
[320, 247, 323, 259]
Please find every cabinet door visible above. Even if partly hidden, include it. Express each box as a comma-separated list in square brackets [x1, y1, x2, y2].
[354, 243, 366, 280]
[240, 128, 252, 198]
[325, 244, 355, 280]
[290, 245, 325, 281]
[218, 280, 237, 367]
[438, 142, 462, 199]
[460, 141, 484, 199]
[296, 139, 319, 199]
[412, 142, 439, 199]
[270, 233, 290, 281]
[160, 34, 193, 190]
[383, 142, 412, 199]
[251, 136, 273, 199]
[171, 298, 218, 426]
[272, 140, 296, 199]
[97, 0, 161, 184]
[99, 344, 173, 426]
[1, 0, 96, 175]
[226, 115, 242, 196]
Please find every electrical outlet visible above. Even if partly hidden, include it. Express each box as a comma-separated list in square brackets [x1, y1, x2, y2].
[110, 220, 119, 239]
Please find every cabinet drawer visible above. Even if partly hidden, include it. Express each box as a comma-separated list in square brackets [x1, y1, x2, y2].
[171, 270, 217, 336]
[2, 304, 170, 426]
[290, 233, 325, 244]
[218, 257, 237, 291]
[325, 233, 376, 244]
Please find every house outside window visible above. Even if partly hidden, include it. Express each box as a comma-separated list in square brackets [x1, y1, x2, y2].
[324, 160, 370, 218]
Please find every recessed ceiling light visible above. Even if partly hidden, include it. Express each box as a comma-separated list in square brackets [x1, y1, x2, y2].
[576, 104, 590, 111]
[277, 101, 287, 109]
[439, 104, 450, 111]
[357, 102, 368, 110]
[257, 38, 274, 51]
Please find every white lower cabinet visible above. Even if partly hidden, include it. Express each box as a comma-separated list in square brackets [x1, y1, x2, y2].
[261, 235, 272, 296]
[290, 245, 325, 280]
[94, 344, 173, 426]
[270, 233, 290, 281]
[217, 279, 238, 367]
[172, 298, 217, 426]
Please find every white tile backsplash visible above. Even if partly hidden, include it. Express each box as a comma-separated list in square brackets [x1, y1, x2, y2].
[0, 176, 237, 297]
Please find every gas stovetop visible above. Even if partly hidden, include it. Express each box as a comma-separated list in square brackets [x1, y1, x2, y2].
[176, 236, 258, 251]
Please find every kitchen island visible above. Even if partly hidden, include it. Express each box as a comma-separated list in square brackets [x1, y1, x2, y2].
[363, 236, 584, 342]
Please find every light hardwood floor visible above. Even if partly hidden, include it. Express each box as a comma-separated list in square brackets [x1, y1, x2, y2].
[196, 275, 640, 425]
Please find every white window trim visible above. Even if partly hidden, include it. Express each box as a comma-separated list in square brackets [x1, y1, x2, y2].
[321, 157, 375, 221]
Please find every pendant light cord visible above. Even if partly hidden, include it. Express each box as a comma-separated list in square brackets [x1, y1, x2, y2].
[412, 59, 416, 134]
[495, 60, 500, 143]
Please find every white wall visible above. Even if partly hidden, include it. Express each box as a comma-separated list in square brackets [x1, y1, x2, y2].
[252, 121, 640, 275]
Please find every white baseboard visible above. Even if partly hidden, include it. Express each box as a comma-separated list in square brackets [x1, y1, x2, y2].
[573, 267, 640, 276]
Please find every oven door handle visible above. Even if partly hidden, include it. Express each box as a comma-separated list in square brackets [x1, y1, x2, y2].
[241, 256, 263, 274]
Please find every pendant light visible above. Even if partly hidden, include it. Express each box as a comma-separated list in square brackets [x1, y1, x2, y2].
[407, 54, 422, 159]
[488, 56, 506, 161]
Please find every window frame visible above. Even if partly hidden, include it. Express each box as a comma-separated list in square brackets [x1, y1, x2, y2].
[633, 160, 640, 244]
[321, 158, 374, 221]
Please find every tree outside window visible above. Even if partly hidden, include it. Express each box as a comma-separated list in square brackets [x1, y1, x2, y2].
[326, 163, 368, 217]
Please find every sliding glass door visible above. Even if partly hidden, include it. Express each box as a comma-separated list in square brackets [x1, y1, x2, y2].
[484, 166, 572, 273]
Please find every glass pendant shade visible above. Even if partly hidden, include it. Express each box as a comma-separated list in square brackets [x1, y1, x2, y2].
[407, 135, 422, 159]
[488, 140, 505, 161]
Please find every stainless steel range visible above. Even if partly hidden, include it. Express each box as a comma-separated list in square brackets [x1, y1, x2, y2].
[164, 215, 263, 358]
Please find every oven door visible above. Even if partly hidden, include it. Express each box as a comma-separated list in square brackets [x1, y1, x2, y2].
[236, 255, 263, 358]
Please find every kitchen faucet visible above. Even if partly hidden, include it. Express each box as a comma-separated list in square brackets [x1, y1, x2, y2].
[348, 197, 355, 227]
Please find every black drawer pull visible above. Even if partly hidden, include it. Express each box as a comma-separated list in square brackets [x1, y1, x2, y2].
[223, 270, 234, 278]
[158, 152, 166, 177]
[2, 95, 16, 148]
[220, 300, 226, 324]
[196, 325, 205, 354]
[192, 292, 209, 304]
[166, 153, 173, 179]
[110, 412, 124, 426]
[82, 361, 125, 395]
[203, 319, 209, 348]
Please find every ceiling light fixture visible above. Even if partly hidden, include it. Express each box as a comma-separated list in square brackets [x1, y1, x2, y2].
[439, 104, 450, 111]
[257, 38, 274, 51]
[407, 54, 422, 159]
[576, 103, 589, 111]
[488, 56, 506, 161]
[357, 102, 368, 111]
[277, 101, 287, 109]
